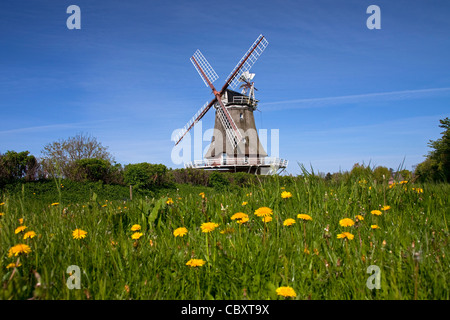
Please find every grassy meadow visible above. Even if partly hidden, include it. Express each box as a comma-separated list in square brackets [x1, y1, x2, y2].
[0, 174, 448, 300]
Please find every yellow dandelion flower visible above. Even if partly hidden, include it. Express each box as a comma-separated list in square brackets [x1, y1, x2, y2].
[281, 191, 292, 199]
[276, 286, 297, 298]
[254, 207, 273, 217]
[355, 215, 364, 221]
[236, 216, 249, 224]
[0, 212, 3, 217]
[18, 218, 24, 224]
[51, 202, 59, 206]
[130, 224, 141, 232]
[297, 214, 312, 221]
[186, 259, 206, 267]
[381, 205, 391, 211]
[173, 227, 188, 237]
[101, 204, 107, 207]
[0, 202, 4, 206]
[337, 232, 354, 240]
[200, 222, 219, 233]
[199, 192, 205, 199]
[7, 244, 32, 257]
[262, 216, 272, 223]
[371, 225, 380, 229]
[15, 225, 27, 234]
[23, 231, 37, 239]
[166, 198, 174, 205]
[339, 218, 355, 227]
[131, 232, 143, 240]
[231, 212, 248, 221]
[283, 218, 296, 226]
[241, 201, 248, 206]
[72, 228, 87, 240]
[6, 262, 22, 269]
[371, 210, 382, 216]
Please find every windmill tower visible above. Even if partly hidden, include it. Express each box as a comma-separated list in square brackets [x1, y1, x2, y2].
[174, 35, 288, 175]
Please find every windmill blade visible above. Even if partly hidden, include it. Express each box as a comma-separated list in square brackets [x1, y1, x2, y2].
[174, 98, 216, 146]
[215, 100, 243, 149]
[190, 50, 219, 88]
[222, 34, 268, 92]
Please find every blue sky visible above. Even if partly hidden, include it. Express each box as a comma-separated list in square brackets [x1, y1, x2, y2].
[1, 0, 449, 175]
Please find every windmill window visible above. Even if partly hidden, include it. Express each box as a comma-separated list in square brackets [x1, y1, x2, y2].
[240, 113, 243, 120]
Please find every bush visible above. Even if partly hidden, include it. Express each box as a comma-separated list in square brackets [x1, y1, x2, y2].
[69, 158, 123, 184]
[208, 172, 230, 190]
[123, 163, 167, 189]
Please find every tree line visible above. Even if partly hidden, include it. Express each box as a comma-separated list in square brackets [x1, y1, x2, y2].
[1, 117, 449, 189]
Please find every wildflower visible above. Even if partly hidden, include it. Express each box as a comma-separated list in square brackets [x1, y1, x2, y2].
[254, 207, 273, 217]
[371, 210, 382, 216]
[166, 198, 174, 205]
[23, 231, 37, 239]
[0, 212, 3, 216]
[72, 228, 87, 240]
[15, 225, 27, 234]
[355, 215, 364, 221]
[339, 218, 355, 227]
[400, 181, 408, 184]
[173, 227, 188, 237]
[231, 212, 248, 222]
[199, 192, 205, 199]
[262, 216, 272, 223]
[283, 218, 296, 226]
[220, 227, 235, 234]
[131, 232, 143, 240]
[412, 187, 424, 194]
[8, 244, 32, 257]
[337, 232, 354, 240]
[276, 286, 297, 298]
[51, 202, 59, 206]
[101, 204, 107, 207]
[186, 259, 206, 267]
[281, 191, 292, 199]
[297, 214, 312, 221]
[131, 224, 141, 232]
[200, 222, 219, 233]
[381, 205, 391, 211]
[18, 218, 24, 224]
[242, 201, 248, 206]
[6, 262, 22, 269]
[371, 225, 380, 229]
[0, 202, 4, 206]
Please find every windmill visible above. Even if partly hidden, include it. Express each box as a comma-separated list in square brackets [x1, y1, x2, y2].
[174, 34, 288, 175]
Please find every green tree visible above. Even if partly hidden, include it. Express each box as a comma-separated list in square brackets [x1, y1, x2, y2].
[415, 117, 450, 182]
[123, 163, 167, 189]
[373, 166, 390, 183]
[0, 150, 39, 185]
[41, 133, 114, 178]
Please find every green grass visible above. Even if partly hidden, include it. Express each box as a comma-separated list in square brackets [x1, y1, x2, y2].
[0, 176, 448, 300]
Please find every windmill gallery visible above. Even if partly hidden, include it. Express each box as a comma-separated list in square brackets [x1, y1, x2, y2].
[172, 35, 288, 175]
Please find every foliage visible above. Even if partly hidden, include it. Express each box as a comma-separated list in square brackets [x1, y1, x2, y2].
[41, 133, 114, 178]
[70, 158, 123, 184]
[415, 117, 450, 182]
[123, 163, 168, 189]
[208, 172, 230, 190]
[0, 151, 39, 186]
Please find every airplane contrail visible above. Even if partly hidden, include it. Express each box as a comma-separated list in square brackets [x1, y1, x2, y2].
[261, 87, 450, 111]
